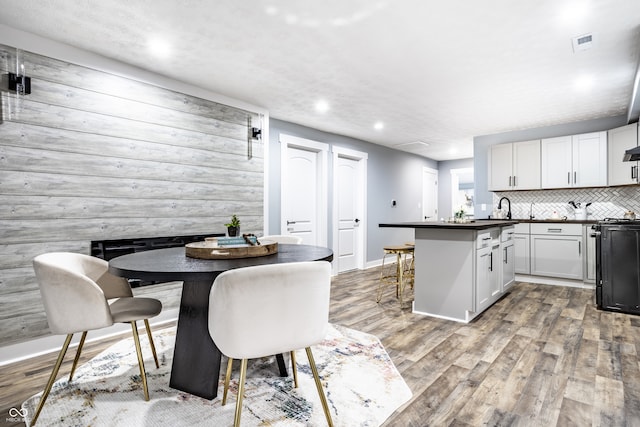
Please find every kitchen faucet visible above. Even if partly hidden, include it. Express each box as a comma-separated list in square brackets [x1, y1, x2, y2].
[498, 197, 512, 220]
[529, 202, 535, 220]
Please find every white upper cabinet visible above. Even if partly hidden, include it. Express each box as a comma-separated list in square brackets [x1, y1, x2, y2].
[488, 140, 541, 191]
[540, 136, 573, 188]
[541, 131, 607, 189]
[573, 132, 607, 187]
[608, 123, 639, 186]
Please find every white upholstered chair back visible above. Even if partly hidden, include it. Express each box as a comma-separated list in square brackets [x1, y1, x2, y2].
[209, 261, 331, 359]
[258, 234, 304, 245]
[32, 252, 133, 334]
[30, 252, 162, 426]
[208, 261, 334, 426]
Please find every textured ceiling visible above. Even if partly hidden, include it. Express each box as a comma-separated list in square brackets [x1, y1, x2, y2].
[1, 0, 639, 160]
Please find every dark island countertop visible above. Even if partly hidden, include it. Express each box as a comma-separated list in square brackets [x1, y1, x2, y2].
[379, 220, 519, 230]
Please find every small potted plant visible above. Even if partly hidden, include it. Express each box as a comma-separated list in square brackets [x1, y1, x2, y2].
[454, 206, 466, 223]
[225, 214, 240, 237]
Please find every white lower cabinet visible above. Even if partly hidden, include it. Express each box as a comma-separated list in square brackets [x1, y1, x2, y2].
[502, 239, 515, 291]
[530, 223, 583, 280]
[584, 225, 596, 283]
[476, 245, 493, 313]
[475, 228, 501, 313]
[513, 223, 530, 275]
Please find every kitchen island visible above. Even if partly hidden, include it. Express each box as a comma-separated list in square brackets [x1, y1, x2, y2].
[379, 220, 517, 322]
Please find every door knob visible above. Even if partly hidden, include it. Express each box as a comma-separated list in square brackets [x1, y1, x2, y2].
[354, 218, 360, 223]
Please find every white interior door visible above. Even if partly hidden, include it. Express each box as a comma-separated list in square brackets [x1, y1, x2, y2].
[333, 147, 367, 273]
[285, 147, 317, 243]
[280, 135, 328, 246]
[422, 167, 438, 221]
[337, 157, 359, 271]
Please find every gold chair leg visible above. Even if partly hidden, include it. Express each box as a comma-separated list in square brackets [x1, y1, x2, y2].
[30, 334, 73, 427]
[222, 357, 234, 406]
[375, 277, 385, 303]
[68, 331, 87, 381]
[396, 253, 402, 299]
[290, 350, 298, 388]
[143, 319, 159, 369]
[130, 321, 149, 401]
[233, 359, 248, 427]
[305, 347, 334, 427]
[377, 253, 392, 303]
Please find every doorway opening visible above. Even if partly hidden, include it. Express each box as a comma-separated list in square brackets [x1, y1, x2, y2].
[450, 167, 474, 219]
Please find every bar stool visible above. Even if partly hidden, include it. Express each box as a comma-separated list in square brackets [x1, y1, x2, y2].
[403, 242, 415, 291]
[377, 244, 414, 305]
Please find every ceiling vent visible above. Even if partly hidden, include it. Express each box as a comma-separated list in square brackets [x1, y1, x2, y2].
[395, 141, 430, 150]
[572, 33, 593, 52]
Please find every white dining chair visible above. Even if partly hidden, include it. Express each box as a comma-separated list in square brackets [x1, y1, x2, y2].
[208, 261, 333, 427]
[30, 252, 162, 426]
[258, 234, 303, 245]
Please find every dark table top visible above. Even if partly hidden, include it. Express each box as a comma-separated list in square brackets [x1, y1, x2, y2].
[108, 244, 334, 282]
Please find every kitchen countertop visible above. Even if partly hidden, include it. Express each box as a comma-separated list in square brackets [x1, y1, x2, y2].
[379, 220, 518, 230]
[379, 218, 598, 230]
[480, 218, 598, 224]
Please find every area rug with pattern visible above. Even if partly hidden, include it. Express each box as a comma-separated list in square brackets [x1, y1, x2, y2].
[22, 324, 411, 426]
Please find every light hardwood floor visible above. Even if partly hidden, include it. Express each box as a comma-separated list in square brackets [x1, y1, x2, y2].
[2, 267, 638, 426]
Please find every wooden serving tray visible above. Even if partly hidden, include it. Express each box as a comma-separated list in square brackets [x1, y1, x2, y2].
[185, 240, 278, 259]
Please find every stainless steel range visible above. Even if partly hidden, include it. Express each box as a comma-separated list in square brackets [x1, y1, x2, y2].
[593, 218, 640, 315]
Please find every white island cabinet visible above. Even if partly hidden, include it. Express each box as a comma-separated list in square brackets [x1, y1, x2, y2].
[379, 221, 517, 323]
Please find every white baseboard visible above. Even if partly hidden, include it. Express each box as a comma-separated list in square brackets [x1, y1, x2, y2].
[365, 258, 384, 269]
[0, 308, 179, 366]
[515, 275, 595, 289]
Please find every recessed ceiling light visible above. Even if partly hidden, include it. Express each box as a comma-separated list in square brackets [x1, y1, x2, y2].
[574, 75, 594, 91]
[148, 38, 171, 58]
[374, 122, 384, 131]
[315, 100, 329, 113]
[264, 6, 278, 16]
[557, 2, 590, 26]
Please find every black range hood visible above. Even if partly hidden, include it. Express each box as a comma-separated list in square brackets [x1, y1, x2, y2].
[623, 146, 640, 161]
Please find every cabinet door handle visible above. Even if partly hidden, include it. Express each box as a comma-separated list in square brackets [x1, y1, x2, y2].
[578, 241, 581, 255]
[489, 252, 493, 272]
[508, 176, 512, 187]
[574, 171, 577, 184]
[504, 247, 508, 264]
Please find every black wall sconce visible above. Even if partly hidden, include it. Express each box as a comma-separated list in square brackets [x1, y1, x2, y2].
[251, 127, 262, 140]
[7, 72, 31, 95]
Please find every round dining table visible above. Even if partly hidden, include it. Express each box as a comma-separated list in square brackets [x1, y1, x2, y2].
[108, 243, 333, 400]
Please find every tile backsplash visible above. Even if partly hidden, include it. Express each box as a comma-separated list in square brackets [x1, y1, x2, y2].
[490, 186, 640, 220]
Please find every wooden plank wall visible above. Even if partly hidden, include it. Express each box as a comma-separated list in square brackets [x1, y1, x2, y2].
[0, 45, 264, 346]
